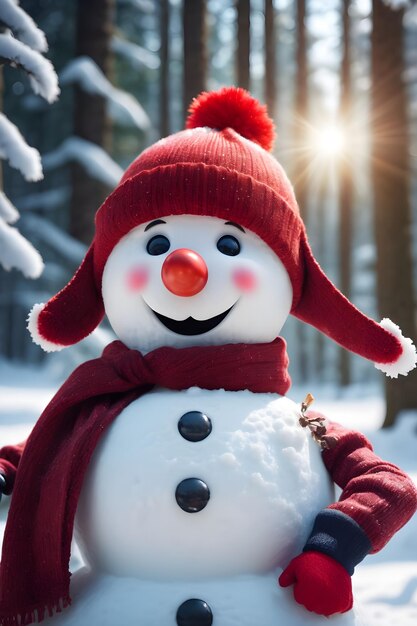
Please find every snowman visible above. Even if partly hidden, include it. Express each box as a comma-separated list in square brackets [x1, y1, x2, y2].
[0, 88, 416, 626]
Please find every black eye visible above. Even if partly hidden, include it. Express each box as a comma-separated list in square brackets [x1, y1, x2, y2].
[146, 235, 170, 256]
[217, 235, 241, 256]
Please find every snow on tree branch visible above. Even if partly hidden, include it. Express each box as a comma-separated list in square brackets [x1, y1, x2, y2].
[0, 191, 20, 224]
[117, 0, 154, 12]
[42, 137, 123, 187]
[0, 217, 44, 278]
[0, 113, 43, 181]
[111, 36, 160, 70]
[0, 0, 47, 52]
[60, 57, 150, 130]
[16, 187, 71, 212]
[0, 31, 59, 103]
[383, 0, 411, 8]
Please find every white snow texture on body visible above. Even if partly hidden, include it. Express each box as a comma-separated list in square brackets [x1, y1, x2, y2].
[0, 113, 42, 181]
[60, 57, 150, 130]
[0, 0, 47, 52]
[46, 569, 362, 626]
[374, 318, 417, 378]
[0, 32, 59, 103]
[27, 303, 64, 351]
[63, 389, 361, 626]
[0, 219, 44, 278]
[42, 137, 123, 186]
[75, 390, 334, 579]
[0, 191, 19, 223]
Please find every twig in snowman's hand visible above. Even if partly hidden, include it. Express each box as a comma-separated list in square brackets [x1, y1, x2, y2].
[299, 394, 337, 451]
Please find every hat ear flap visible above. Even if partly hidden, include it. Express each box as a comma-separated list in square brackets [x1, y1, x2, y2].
[28, 243, 104, 351]
[292, 233, 416, 375]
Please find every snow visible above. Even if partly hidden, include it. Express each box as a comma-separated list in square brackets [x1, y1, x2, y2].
[0, 363, 416, 626]
[76, 390, 333, 579]
[0, 0, 48, 52]
[16, 186, 71, 212]
[375, 318, 417, 378]
[22, 214, 86, 264]
[116, 0, 154, 11]
[382, 0, 411, 8]
[0, 218, 44, 278]
[0, 31, 59, 103]
[42, 137, 123, 186]
[0, 191, 19, 223]
[60, 57, 150, 130]
[111, 36, 160, 70]
[0, 113, 42, 181]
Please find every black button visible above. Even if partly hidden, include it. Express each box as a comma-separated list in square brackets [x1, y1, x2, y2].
[175, 478, 210, 513]
[178, 411, 212, 442]
[176, 599, 213, 626]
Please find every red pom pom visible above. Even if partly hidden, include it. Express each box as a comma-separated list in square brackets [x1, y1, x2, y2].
[186, 87, 275, 152]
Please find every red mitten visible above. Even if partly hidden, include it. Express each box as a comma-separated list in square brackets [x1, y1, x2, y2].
[279, 551, 353, 616]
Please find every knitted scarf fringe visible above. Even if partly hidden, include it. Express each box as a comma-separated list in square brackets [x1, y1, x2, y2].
[0, 596, 71, 626]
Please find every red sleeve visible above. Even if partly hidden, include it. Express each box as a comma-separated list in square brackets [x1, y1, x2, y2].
[321, 419, 417, 553]
[0, 441, 26, 495]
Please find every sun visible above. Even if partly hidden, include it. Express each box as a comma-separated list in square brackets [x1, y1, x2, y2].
[309, 124, 347, 158]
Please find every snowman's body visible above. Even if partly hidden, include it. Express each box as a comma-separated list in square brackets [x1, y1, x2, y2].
[44, 388, 361, 625]
[39, 215, 363, 625]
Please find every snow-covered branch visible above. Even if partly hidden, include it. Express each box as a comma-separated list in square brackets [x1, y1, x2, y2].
[16, 187, 71, 212]
[0, 218, 44, 278]
[0, 31, 59, 103]
[0, 0, 47, 52]
[117, 0, 154, 12]
[111, 36, 160, 70]
[22, 213, 86, 265]
[0, 191, 19, 224]
[60, 56, 150, 130]
[42, 137, 123, 187]
[382, 0, 411, 8]
[0, 113, 43, 181]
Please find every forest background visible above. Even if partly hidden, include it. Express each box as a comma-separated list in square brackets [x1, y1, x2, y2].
[1, 0, 416, 427]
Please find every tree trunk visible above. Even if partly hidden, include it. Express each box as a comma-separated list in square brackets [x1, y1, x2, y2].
[160, 0, 170, 138]
[338, 0, 353, 386]
[315, 175, 329, 379]
[294, 0, 309, 380]
[236, 0, 250, 90]
[371, 0, 417, 427]
[293, 0, 308, 219]
[70, 0, 114, 245]
[183, 0, 207, 121]
[264, 0, 276, 117]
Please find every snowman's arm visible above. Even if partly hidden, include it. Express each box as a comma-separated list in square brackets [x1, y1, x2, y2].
[0, 440, 26, 498]
[319, 419, 417, 554]
[300, 417, 417, 576]
[279, 420, 417, 616]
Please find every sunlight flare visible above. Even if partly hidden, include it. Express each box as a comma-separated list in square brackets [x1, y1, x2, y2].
[309, 124, 347, 158]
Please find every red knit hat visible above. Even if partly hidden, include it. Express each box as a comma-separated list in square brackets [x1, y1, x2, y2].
[28, 87, 416, 378]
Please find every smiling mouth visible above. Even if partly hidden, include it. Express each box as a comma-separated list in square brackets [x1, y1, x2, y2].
[148, 304, 236, 336]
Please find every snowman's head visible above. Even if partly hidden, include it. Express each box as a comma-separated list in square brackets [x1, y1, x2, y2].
[102, 214, 293, 352]
[28, 87, 415, 378]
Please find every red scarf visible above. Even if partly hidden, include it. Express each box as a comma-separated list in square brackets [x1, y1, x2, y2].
[0, 339, 290, 625]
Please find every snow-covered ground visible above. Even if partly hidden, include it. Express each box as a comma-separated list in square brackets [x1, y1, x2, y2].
[0, 359, 416, 626]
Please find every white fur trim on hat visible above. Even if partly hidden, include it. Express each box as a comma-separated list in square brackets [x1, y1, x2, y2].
[374, 318, 417, 378]
[27, 303, 65, 352]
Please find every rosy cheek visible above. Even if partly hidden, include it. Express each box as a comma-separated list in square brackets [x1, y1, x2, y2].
[126, 267, 149, 292]
[232, 268, 257, 292]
